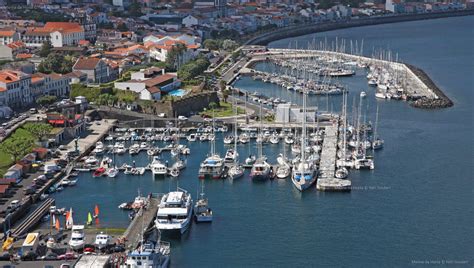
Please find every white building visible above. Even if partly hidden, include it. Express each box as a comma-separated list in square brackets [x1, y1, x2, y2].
[275, 103, 317, 123]
[182, 15, 199, 28]
[22, 22, 85, 48]
[0, 70, 33, 108]
[0, 30, 20, 45]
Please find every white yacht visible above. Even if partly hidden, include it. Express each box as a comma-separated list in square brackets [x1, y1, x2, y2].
[155, 189, 193, 234]
[93, 142, 105, 155]
[224, 148, 239, 164]
[238, 133, 250, 144]
[250, 157, 272, 181]
[114, 143, 126, 154]
[198, 155, 224, 179]
[187, 133, 197, 142]
[94, 232, 112, 250]
[123, 241, 170, 268]
[68, 225, 85, 250]
[151, 156, 167, 178]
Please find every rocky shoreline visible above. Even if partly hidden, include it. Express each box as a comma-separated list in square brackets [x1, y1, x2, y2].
[406, 64, 454, 109]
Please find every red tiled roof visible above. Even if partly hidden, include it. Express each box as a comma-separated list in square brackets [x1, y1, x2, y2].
[144, 74, 175, 88]
[0, 31, 15, 37]
[74, 57, 101, 70]
[16, 53, 33, 59]
[147, 86, 161, 94]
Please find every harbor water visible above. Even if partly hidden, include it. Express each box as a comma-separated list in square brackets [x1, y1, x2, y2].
[54, 16, 473, 266]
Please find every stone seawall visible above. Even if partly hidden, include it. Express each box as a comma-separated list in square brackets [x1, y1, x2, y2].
[406, 64, 454, 109]
[247, 10, 474, 46]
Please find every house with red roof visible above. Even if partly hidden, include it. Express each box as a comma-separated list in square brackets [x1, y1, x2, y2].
[21, 22, 85, 48]
[0, 70, 33, 108]
[0, 30, 20, 45]
[73, 57, 117, 84]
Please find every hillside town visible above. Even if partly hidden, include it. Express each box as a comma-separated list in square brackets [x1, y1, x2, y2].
[0, 0, 470, 267]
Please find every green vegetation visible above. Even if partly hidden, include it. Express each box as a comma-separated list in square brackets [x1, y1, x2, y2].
[70, 84, 103, 101]
[36, 95, 57, 106]
[203, 39, 239, 51]
[37, 54, 75, 74]
[200, 101, 245, 118]
[210, 29, 240, 40]
[22, 122, 53, 142]
[177, 57, 210, 81]
[7, 7, 71, 22]
[0, 123, 50, 174]
[165, 43, 187, 71]
[39, 41, 52, 58]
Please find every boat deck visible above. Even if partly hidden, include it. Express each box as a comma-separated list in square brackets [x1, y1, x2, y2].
[123, 195, 162, 250]
[317, 123, 351, 191]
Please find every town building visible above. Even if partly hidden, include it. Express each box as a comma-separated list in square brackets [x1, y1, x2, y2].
[0, 30, 20, 45]
[30, 73, 71, 99]
[72, 57, 116, 84]
[0, 70, 33, 108]
[21, 22, 85, 48]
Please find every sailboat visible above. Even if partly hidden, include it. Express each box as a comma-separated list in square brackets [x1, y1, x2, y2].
[94, 205, 100, 219]
[372, 104, 384, 150]
[194, 182, 213, 222]
[86, 212, 93, 225]
[65, 208, 74, 230]
[227, 99, 244, 180]
[250, 103, 272, 181]
[291, 79, 317, 191]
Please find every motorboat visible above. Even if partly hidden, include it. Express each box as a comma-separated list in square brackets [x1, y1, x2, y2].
[187, 134, 197, 142]
[171, 158, 186, 170]
[93, 167, 106, 177]
[169, 168, 180, 178]
[155, 188, 193, 234]
[223, 136, 233, 144]
[68, 225, 85, 250]
[354, 158, 375, 170]
[93, 142, 105, 155]
[238, 133, 250, 144]
[269, 134, 279, 144]
[284, 136, 294, 144]
[94, 232, 112, 250]
[335, 167, 349, 179]
[123, 241, 170, 268]
[84, 156, 99, 166]
[107, 167, 119, 178]
[224, 148, 239, 164]
[129, 144, 140, 155]
[360, 91, 367, 98]
[250, 157, 272, 181]
[151, 156, 167, 178]
[114, 143, 126, 154]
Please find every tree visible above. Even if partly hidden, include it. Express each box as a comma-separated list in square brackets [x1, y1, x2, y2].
[0, 137, 35, 162]
[222, 39, 238, 51]
[23, 122, 53, 142]
[222, 89, 230, 103]
[128, 1, 143, 17]
[166, 43, 187, 71]
[36, 95, 57, 106]
[38, 53, 74, 74]
[203, 39, 219, 51]
[39, 41, 52, 58]
[117, 23, 128, 32]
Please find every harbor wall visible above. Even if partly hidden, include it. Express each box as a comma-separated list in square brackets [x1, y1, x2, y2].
[406, 64, 453, 108]
[246, 10, 474, 46]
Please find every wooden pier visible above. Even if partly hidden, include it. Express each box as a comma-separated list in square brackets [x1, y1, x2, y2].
[122, 195, 162, 251]
[316, 124, 351, 191]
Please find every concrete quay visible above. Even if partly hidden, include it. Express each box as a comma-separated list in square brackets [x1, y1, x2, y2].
[316, 123, 351, 192]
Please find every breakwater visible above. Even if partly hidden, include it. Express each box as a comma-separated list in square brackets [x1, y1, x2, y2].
[406, 64, 454, 109]
[246, 10, 474, 46]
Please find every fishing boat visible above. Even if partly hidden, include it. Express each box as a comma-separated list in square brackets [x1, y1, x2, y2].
[194, 183, 212, 223]
[68, 225, 85, 250]
[151, 156, 167, 178]
[94, 232, 112, 250]
[155, 188, 193, 234]
[123, 241, 170, 268]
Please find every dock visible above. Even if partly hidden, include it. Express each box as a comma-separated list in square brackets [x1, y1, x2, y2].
[317, 124, 351, 191]
[122, 195, 162, 251]
[10, 198, 55, 237]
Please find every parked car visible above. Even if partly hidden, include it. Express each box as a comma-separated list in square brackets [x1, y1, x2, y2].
[178, 116, 188, 121]
[40, 252, 58, 260]
[58, 252, 78, 260]
[7, 200, 20, 212]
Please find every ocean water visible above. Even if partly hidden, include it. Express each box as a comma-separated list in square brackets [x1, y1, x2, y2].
[54, 16, 473, 267]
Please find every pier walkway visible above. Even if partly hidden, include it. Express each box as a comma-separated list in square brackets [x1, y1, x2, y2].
[122, 196, 162, 251]
[11, 198, 55, 237]
[317, 124, 351, 191]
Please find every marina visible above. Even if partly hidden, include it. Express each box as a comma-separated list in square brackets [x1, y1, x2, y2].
[0, 16, 470, 267]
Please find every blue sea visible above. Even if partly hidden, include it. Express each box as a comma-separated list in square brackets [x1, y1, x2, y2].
[54, 16, 473, 267]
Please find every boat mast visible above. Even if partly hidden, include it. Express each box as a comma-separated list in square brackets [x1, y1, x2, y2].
[301, 68, 306, 162]
[211, 108, 216, 156]
[258, 102, 263, 158]
[233, 92, 238, 159]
